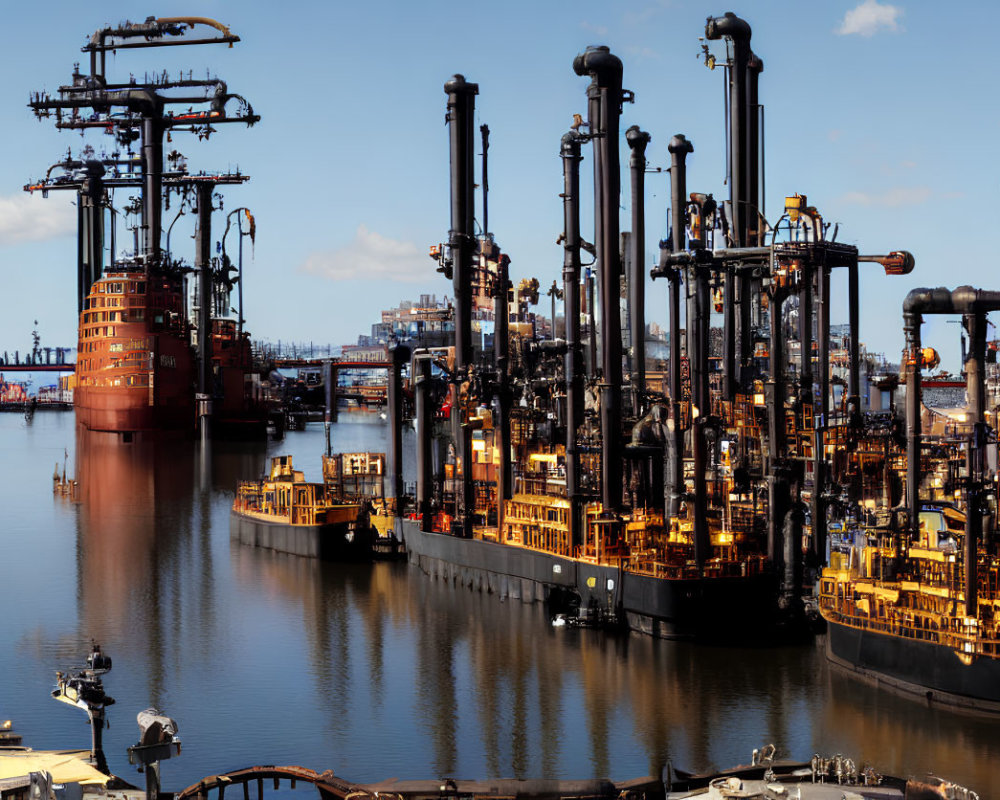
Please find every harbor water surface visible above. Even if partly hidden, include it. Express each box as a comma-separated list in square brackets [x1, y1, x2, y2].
[3, 411, 1000, 794]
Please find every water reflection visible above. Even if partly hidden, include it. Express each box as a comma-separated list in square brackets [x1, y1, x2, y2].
[5, 415, 995, 796]
[73, 431, 268, 713]
[226, 532, 1000, 793]
[75, 429, 196, 708]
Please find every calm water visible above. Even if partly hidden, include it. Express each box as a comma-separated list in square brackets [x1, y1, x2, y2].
[2, 410, 999, 795]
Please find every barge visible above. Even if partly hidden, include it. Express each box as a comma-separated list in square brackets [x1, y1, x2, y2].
[231, 455, 372, 561]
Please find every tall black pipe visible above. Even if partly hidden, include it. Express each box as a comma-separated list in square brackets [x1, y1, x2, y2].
[746, 52, 764, 246]
[722, 264, 736, 399]
[141, 114, 165, 263]
[902, 301, 924, 544]
[495, 254, 513, 506]
[965, 311, 986, 617]
[414, 353, 434, 532]
[194, 181, 214, 401]
[388, 344, 409, 512]
[562, 131, 585, 549]
[587, 270, 598, 378]
[798, 261, 814, 406]
[78, 163, 105, 314]
[966, 311, 987, 425]
[848, 261, 861, 420]
[706, 12, 752, 246]
[323, 359, 333, 457]
[813, 264, 831, 562]
[767, 285, 788, 562]
[444, 74, 478, 536]
[575, 46, 625, 513]
[481, 124, 490, 238]
[746, 53, 764, 343]
[706, 13, 752, 378]
[585, 74, 604, 375]
[627, 127, 650, 416]
[665, 135, 692, 517]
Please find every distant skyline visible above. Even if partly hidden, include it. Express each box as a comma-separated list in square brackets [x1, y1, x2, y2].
[3, 1, 997, 372]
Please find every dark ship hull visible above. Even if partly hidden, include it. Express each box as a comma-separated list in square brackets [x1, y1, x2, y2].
[398, 519, 782, 641]
[230, 510, 373, 561]
[826, 618, 1000, 712]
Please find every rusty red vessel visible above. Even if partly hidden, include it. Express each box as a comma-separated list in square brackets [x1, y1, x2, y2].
[75, 266, 195, 434]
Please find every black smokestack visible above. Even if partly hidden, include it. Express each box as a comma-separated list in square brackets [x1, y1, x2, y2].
[627, 126, 650, 415]
[574, 46, 625, 513]
[562, 129, 585, 548]
[444, 74, 478, 536]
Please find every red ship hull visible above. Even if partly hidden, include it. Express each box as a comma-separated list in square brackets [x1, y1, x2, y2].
[75, 269, 196, 434]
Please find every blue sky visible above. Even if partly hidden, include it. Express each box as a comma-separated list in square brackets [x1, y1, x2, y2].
[1, 1, 996, 371]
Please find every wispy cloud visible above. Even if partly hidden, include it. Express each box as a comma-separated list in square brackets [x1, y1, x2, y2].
[580, 21, 609, 37]
[841, 186, 931, 207]
[300, 224, 434, 283]
[625, 45, 660, 61]
[828, 129, 844, 142]
[0, 193, 75, 245]
[836, 0, 903, 37]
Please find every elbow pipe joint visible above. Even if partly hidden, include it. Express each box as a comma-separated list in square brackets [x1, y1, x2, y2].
[705, 12, 752, 44]
[560, 131, 584, 158]
[573, 46, 623, 90]
[902, 287, 954, 317]
[626, 125, 650, 155]
[668, 133, 694, 158]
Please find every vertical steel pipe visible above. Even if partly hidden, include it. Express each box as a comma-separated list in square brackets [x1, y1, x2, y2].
[848, 261, 861, 419]
[722, 264, 736, 399]
[495, 254, 513, 506]
[903, 311, 922, 542]
[746, 52, 764, 246]
[78, 163, 105, 314]
[627, 126, 650, 415]
[414, 353, 434, 532]
[666, 134, 691, 517]
[813, 264, 831, 562]
[141, 115, 164, 262]
[562, 131, 585, 549]
[574, 46, 625, 513]
[444, 74, 478, 536]
[768, 286, 788, 562]
[706, 12, 752, 376]
[194, 181, 213, 400]
[323, 359, 333, 457]
[388, 345, 409, 511]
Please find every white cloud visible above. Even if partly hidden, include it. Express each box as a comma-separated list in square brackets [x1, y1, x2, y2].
[0, 193, 75, 245]
[300, 224, 434, 283]
[836, 0, 903, 37]
[626, 45, 660, 61]
[841, 186, 931, 207]
[580, 21, 609, 37]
